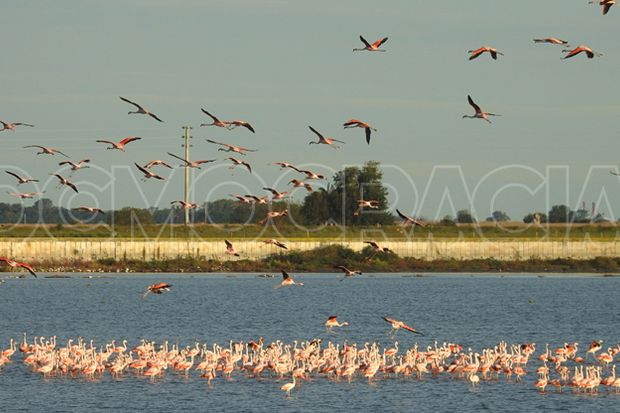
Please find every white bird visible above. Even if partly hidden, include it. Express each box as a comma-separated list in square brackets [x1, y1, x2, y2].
[462, 95, 500, 123]
[119, 96, 164, 122]
[0, 119, 34, 131]
[134, 163, 165, 181]
[354, 200, 380, 216]
[23, 145, 69, 157]
[72, 206, 105, 214]
[5, 171, 38, 185]
[168, 152, 215, 169]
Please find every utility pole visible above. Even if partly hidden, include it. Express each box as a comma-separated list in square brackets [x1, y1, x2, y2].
[181, 126, 192, 225]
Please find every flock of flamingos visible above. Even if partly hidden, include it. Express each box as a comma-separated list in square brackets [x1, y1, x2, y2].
[0, 334, 619, 396]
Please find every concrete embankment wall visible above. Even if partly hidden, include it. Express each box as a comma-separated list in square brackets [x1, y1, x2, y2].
[1, 239, 620, 262]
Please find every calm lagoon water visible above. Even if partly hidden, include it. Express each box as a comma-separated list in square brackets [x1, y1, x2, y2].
[0, 273, 618, 412]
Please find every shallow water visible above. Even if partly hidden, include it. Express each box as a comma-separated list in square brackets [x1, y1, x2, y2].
[0, 273, 618, 412]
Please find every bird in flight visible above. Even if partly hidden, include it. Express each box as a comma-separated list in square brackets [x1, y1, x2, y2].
[200, 109, 229, 129]
[533, 37, 569, 45]
[263, 187, 289, 200]
[119, 96, 164, 122]
[229, 194, 253, 204]
[167, 152, 215, 169]
[261, 239, 288, 249]
[5, 171, 38, 185]
[275, 270, 304, 288]
[7, 191, 44, 199]
[354, 200, 380, 216]
[134, 163, 166, 181]
[143, 282, 172, 297]
[289, 179, 313, 192]
[272, 162, 299, 171]
[383, 316, 424, 336]
[308, 126, 345, 149]
[462, 95, 500, 123]
[396, 208, 427, 228]
[96, 136, 141, 151]
[227, 120, 255, 133]
[23, 145, 69, 157]
[334, 265, 362, 281]
[353, 35, 388, 52]
[343, 119, 376, 144]
[562, 45, 603, 59]
[258, 210, 288, 225]
[72, 206, 105, 214]
[226, 157, 252, 173]
[51, 174, 79, 193]
[296, 168, 324, 180]
[171, 200, 198, 210]
[590, 0, 615, 15]
[363, 240, 393, 260]
[206, 139, 256, 156]
[244, 195, 268, 204]
[225, 240, 240, 257]
[143, 160, 173, 170]
[59, 159, 90, 174]
[0, 257, 37, 278]
[468, 46, 504, 60]
[325, 316, 349, 332]
[0, 119, 34, 132]
[610, 170, 620, 176]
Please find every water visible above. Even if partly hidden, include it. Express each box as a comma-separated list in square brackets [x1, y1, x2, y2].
[0, 273, 618, 412]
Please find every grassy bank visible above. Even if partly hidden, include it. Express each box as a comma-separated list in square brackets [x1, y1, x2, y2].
[7, 245, 620, 274]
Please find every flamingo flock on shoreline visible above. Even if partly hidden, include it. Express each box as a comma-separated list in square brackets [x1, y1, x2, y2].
[1, 335, 619, 396]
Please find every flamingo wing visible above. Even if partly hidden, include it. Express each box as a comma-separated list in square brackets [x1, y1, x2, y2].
[308, 126, 324, 139]
[372, 37, 388, 48]
[365, 127, 371, 144]
[18, 262, 37, 278]
[201, 109, 220, 122]
[119, 96, 143, 109]
[119, 136, 142, 145]
[134, 163, 150, 176]
[225, 239, 234, 249]
[401, 323, 424, 335]
[66, 181, 79, 193]
[467, 95, 482, 113]
[359, 35, 372, 48]
[96, 140, 116, 145]
[281, 270, 291, 280]
[195, 159, 216, 165]
[148, 112, 164, 123]
[382, 316, 397, 325]
[5, 171, 22, 181]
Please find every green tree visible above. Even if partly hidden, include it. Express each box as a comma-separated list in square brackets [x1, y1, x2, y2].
[486, 210, 510, 222]
[523, 212, 547, 224]
[456, 209, 475, 223]
[107, 207, 153, 225]
[548, 205, 572, 223]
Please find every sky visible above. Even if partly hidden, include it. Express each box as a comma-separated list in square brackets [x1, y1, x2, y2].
[0, 0, 619, 221]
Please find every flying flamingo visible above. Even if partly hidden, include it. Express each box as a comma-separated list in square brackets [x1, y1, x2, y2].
[144, 160, 173, 169]
[275, 270, 304, 288]
[533, 37, 569, 45]
[272, 162, 298, 170]
[206, 139, 257, 156]
[396, 208, 427, 227]
[244, 195, 268, 204]
[0, 120, 34, 131]
[363, 240, 392, 256]
[227, 120, 255, 133]
[308, 126, 345, 149]
[296, 169, 324, 180]
[50, 174, 79, 193]
[263, 187, 289, 200]
[354, 200, 380, 216]
[225, 240, 240, 257]
[96, 136, 141, 151]
[119, 96, 164, 122]
[0, 257, 37, 277]
[134, 163, 165, 181]
[171, 200, 198, 209]
[226, 157, 252, 173]
[590, 0, 615, 15]
[333, 265, 362, 280]
[468, 46, 504, 60]
[23, 145, 69, 157]
[289, 179, 313, 191]
[5, 171, 38, 185]
[353, 35, 388, 52]
[562, 45, 602, 59]
[143, 282, 172, 297]
[229, 194, 252, 204]
[167, 152, 215, 169]
[343, 119, 376, 144]
[72, 206, 105, 214]
[200, 109, 229, 128]
[58, 159, 90, 174]
[382, 316, 424, 336]
[258, 210, 288, 225]
[325, 316, 349, 332]
[7, 191, 44, 199]
[462, 95, 500, 123]
[261, 239, 288, 249]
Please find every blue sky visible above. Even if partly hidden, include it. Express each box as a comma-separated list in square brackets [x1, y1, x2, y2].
[0, 0, 618, 221]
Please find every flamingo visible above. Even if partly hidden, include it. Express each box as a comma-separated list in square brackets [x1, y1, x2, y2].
[0, 257, 37, 277]
[144, 160, 173, 169]
[227, 120, 255, 133]
[225, 240, 240, 257]
[119, 96, 164, 122]
[354, 200, 379, 216]
[363, 240, 393, 259]
[533, 37, 569, 45]
[229, 194, 252, 204]
[272, 162, 298, 170]
[200, 109, 229, 128]
[263, 187, 289, 200]
[226, 157, 252, 173]
[462, 95, 500, 123]
[289, 179, 312, 192]
[134, 163, 165, 181]
[586, 340, 603, 359]
[590, 0, 615, 15]
[5, 171, 38, 185]
[171, 200, 198, 210]
[23, 145, 69, 157]
[258, 210, 288, 225]
[562, 45, 602, 59]
[468, 46, 504, 60]
[396, 208, 427, 228]
[276, 270, 304, 288]
[325, 316, 349, 332]
[343, 119, 376, 144]
[143, 282, 172, 297]
[167, 152, 215, 169]
[0, 119, 34, 131]
[261, 239, 288, 249]
[353, 35, 388, 52]
[58, 159, 90, 173]
[308, 126, 345, 149]
[333, 265, 362, 280]
[96, 136, 141, 151]
[382, 316, 424, 336]
[296, 169, 324, 180]
[72, 206, 105, 214]
[206, 139, 257, 156]
[280, 376, 297, 396]
[7, 191, 44, 199]
[244, 195, 268, 204]
[50, 174, 78, 193]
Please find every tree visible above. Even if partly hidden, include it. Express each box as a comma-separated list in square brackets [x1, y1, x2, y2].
[523, 212, 547, 224]
[572, 208, 590, 223]
[486, 210, 510, 222]
[440, 215, 456, 226]
[107, 207, 153, 226]
[456, 209, 475, 223]
[300, 189, 330, 225]
[548, 205, 572, 223]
